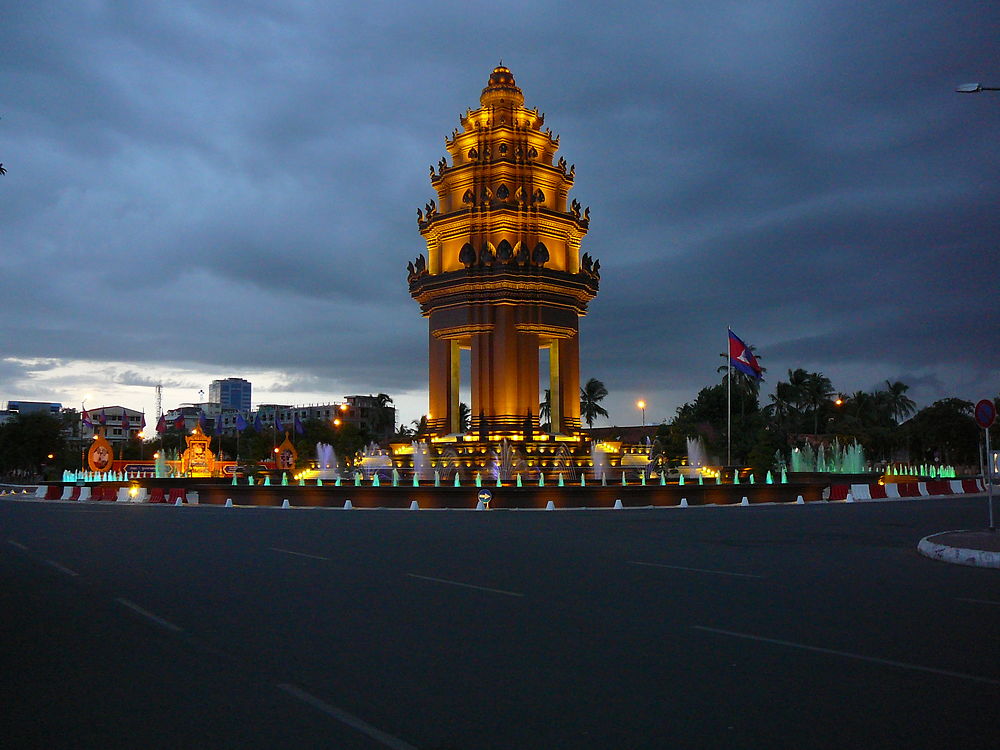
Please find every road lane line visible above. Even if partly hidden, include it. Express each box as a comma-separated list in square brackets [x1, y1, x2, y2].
[116, 598, 184, 633]
[277, 683, 418, 750]
[43, 508, 113, 513]
[693, 625, 1000, 686]
[406, 573, 523, 597]
[956, 597, 1000, 606]
[43, 559, 79, 577]
[269, 547, 331, 561]
[629, 561, 763, 579]
[8, 539, 29, 550]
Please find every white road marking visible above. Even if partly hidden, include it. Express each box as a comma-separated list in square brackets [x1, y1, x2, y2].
[116, 598, 184, 633]
[8, 539, 29, 550]
[629, 561, 763, 579]
[956, 597, 1000, 606]
[268, 547, 331, 561]
[406, 573, 524, 597]
[693, 625, 1000, 686]
[43, 508, 113, 512]
[277, 683, 418, 750]
[44, 559, 79, 577]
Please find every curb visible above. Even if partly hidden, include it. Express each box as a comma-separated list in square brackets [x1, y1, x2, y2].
[917, 531, 1000, 570]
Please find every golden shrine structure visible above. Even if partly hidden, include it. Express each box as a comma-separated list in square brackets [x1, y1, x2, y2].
[179, 424, 216, 477]
[396, 66, 644, 479]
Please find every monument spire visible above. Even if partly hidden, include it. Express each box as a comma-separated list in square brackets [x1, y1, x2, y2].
[407, 67, 599, 442]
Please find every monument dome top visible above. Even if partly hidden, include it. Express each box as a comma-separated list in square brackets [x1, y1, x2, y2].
[481, 63, 524, 107]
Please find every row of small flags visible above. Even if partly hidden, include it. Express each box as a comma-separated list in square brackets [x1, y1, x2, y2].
[81, 409, 146, 431]
[226, 412, 306, 435]
[84, 407, 305, 435]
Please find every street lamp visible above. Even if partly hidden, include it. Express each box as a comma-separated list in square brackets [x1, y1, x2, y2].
[80, 394, 92, 471]
[956, 83, 1000, 93]
[637, 400, 646, 427]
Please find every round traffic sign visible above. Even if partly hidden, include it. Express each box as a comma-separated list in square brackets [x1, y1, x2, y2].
[477, 489, 493, 503]
[975, 399, 996, 429]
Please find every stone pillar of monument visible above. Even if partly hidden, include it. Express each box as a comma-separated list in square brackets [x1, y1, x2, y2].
[407, 65, 600, 440]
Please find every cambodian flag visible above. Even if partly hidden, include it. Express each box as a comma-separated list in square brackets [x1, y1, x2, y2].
[274, 414, 284, 433]
[294, 415, 305, 435]
[235, 413, 247, 432]
[173, 414, 185, 430]
[82, 409, 92, 428]
[156, 415, 166, 433]
[253, 413, 264, 432]
[728, 328, 763, 380]
[98, 410, 107, 425]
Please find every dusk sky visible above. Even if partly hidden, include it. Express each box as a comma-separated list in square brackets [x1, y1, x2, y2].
[2, 1, 998, 429]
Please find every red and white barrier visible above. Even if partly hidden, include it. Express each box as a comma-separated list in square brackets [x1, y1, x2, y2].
[829, 478, 985, 501]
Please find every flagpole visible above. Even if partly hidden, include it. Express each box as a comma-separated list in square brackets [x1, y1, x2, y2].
[727, 326, 732, 468]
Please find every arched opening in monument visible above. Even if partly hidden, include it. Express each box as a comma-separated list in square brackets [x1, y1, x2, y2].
[542, 340, 563, 434]
[539, 344, 562, 433]
[444, 338, 473, 435]
[459, 345, 471, 432]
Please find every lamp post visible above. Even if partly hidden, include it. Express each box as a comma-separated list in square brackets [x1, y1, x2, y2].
[637, 400, 646, 427]
[80, 394, 92, 471]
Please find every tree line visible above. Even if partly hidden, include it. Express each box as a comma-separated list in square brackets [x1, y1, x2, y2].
[655, 365, 999, 474]
[0, 412, 388, 481]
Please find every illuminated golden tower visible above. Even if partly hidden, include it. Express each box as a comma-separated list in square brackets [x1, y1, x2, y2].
[408, 65, 600, 439]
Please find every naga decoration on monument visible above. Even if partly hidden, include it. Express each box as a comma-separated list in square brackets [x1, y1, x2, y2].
[397, 65, 619, 478]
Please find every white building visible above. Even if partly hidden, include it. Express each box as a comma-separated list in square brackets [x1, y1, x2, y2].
[82, 406, 146, 444]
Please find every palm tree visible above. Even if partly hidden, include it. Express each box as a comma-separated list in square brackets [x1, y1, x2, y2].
[765, 381, 798, 423]
[372, 393, 395, 437]
[538, 389, 551, 428]
[845, 390, 879, 424]
[410, 415, 428, 435]
[881, 380, 916, 423]
[801, 371, 834, 435]
[579, 378, 609, 429]
[784, 368, 810, 411]
[393, 423, 416, 440]
[458, 402, 470, 432]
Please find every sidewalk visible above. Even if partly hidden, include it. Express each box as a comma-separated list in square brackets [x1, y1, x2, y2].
[917, 529, 1000, 569]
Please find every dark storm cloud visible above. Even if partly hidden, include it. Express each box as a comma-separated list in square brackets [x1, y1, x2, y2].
[2, 1, 997, 421]
[111, 371, 194, 389]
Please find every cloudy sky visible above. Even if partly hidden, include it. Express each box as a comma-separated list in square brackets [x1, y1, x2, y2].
[2, 1, 997, 429]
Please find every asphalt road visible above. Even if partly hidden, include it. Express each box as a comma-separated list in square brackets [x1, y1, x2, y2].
[2, 496, 998, 749]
